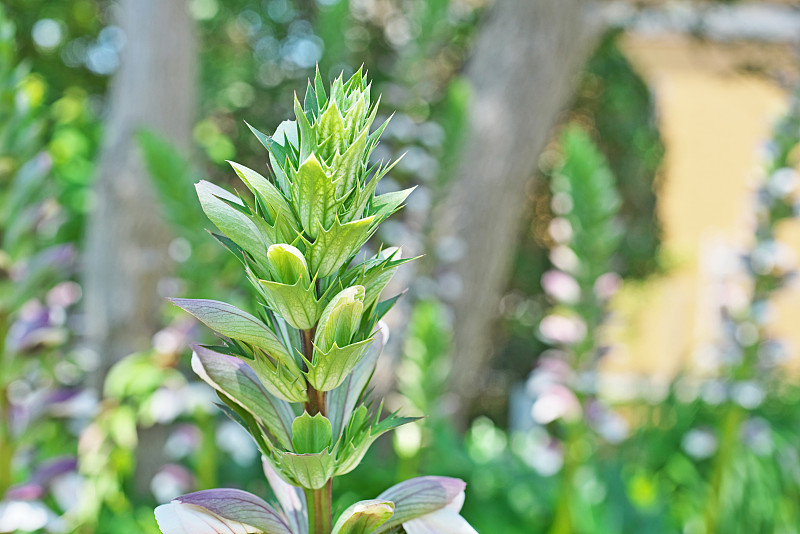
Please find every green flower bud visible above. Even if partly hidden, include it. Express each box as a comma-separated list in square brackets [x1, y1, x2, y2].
[315, 285, 365, 353]
[260, 244, 320, 330]
[267, 244, 311, 287]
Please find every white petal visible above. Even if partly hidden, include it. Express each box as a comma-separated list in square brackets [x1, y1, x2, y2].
[0, 500, 51, 532]
[403, 507, 478, 534]
[155, 502, 260, 534]
[446, 490, 465, 513]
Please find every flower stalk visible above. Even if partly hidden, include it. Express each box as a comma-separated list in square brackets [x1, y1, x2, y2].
[0, 311, 12, 496]
[155, 67, 477, 534]
[532, 126, 625, 534]
[302, 324, 331, 534]
[304, 480, 333, 534]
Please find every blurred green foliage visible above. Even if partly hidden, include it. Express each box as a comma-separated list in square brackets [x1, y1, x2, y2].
[0, 9, 84, 528]
[573, 32, 664, 280]
[4, 1, 800, 533]
[2, 0, 103, 242]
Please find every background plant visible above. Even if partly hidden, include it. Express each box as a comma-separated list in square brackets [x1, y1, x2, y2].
[495, 34, 664, 410]
[527, 126, 627, 534]
[0, 8, 86, 532]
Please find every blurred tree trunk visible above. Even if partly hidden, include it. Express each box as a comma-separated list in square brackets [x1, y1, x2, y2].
[434, 0, 603, 418]
[83, 0, 196, 491]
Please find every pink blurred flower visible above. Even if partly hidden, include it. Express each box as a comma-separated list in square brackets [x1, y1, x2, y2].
[531, 384, 582, 425]
[541, 270, 580, 304]
[539, 314, 587, 345]
[594, 272, 622, 301]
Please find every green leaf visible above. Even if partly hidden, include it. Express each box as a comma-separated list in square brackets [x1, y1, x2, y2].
[331, 500, 394, 534]
[343, 66, 364, 95]
[216, 394, 273, 455]
[259, 278, 320, 331]
[248, 120, 295, 163]
[196, 180, 273, 266]
[335, 406, 419, 476]
[365, 105, 388, 148]
[370, 186, 415, 223]
[342, 155, 401, 224]
[304, 81, 319, 121]
[314, 66, 327, 109]
[306, 337, 374, 392]
[317, 99, 346, 159]
[292, 412, 333, 454]
[330, 74, 346, 110]
[247, 121, 295, 196]
[228, 160, 300, 240]
[275, 450, 335, 490]
[328, 324, 387, 438]
[169, 298, 294, 368]
[248, 349, 309, 403]
[331, 126, 368, 199]
[292, 153, 341, 239]
[342, 249, 412, 308]
[342, 96, 368, 140]
[208, 231, 246, 263]
[192, 346, 295, 449]
[306, 216, 375, 277]
[359, 292, 404, 338]
[174, 299, 306, 403]
[294, 94, 316, 162]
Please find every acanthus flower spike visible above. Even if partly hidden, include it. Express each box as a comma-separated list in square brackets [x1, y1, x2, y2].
[156, 65, 476, 534]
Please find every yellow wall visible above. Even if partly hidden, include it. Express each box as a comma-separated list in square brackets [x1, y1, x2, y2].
[601, 35, 799, 387]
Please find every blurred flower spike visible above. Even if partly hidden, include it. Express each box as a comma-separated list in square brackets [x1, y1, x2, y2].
[156, 67, 474, 534]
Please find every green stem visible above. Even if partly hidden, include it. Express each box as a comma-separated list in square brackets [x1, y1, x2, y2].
[703, 405, 742, 534]
[301, 327, 332, 533]
[548, 422, 579, 534]
[195, 410, 218, 490]
[304, 479, 333, 534]
[0, 311, 13, 496]
[0, 385, 12, 496]
[302, 328, 326, 417]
